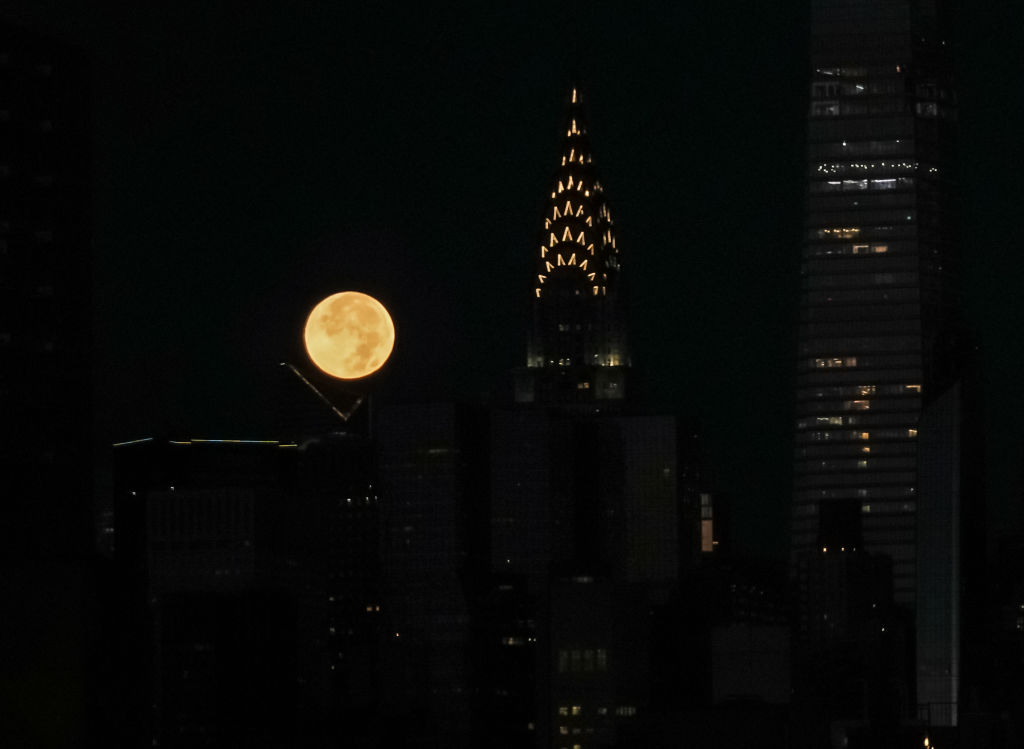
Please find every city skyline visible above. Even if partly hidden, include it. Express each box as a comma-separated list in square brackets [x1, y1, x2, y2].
[5, 4, 1024, 746]
[2, 2, 1022, 560]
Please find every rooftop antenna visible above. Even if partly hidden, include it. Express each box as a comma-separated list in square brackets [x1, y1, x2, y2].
[570, 0, 581, 94]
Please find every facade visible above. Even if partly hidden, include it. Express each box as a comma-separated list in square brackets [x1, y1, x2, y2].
[514, 88, 629, 408]
[792, 0, 959, 607]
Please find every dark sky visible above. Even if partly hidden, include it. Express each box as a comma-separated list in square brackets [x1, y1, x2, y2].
[4, 1, 1023, 558]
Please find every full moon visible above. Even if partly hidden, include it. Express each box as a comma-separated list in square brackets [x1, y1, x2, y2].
[303, 291, 395, 380]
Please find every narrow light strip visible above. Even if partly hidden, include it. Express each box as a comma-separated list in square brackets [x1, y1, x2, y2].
[111, 437, 154, 447]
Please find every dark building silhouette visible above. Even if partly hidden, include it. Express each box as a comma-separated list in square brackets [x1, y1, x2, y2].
[372, 402, 490, 749]
[0, 22, 94, 558]
[111, 433, 380, 747]
[0, 24, 102, 747]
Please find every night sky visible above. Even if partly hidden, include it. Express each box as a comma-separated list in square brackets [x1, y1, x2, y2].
[4, 1, 1023, 558]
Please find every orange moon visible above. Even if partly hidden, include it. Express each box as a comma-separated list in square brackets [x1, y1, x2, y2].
[303, 291, 395, 379]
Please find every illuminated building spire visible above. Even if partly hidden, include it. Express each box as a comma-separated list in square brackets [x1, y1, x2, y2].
[515, 87, 629, 407]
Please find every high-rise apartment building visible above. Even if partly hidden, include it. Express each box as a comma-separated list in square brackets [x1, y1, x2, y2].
[792, 0, 959, 606]
[514, 88, 629, 408]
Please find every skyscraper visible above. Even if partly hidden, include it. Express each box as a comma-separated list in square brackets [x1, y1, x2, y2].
[495, 88, 682, 749]
[792, 0, 959, 607]
[514, 87, 629, 408]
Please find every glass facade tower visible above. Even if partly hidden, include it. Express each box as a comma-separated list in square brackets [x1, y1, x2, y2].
[792, 0, 958, 605]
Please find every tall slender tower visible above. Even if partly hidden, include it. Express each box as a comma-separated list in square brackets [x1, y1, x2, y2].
[792, 0, 959, 607]
[514, 87, 629, 408]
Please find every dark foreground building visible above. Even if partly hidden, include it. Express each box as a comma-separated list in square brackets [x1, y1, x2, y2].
[111, 433, 381, 747]
[0, 23, 101, 746]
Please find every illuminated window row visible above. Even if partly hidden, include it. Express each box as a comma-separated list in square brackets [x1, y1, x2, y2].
[557, 176, 589, 194]
[796, 428, 918, 442]
[799, 393, 922, 410]
[809, 225, 917, 240]
[800, 383, 921, 398]
[542, 255, 589, 272]
[810, 177, 914, 193]
[545, 228, 592, 251]
[550, 200, 591, 221]
[815, 160, 918, 174]
[811, 80, 901, 98]
[797, 413, 920, 429]
[501, 636, 532, 646]
[813, 356, 858, 368]
[557, 648, 608, 673]
[811, 100, 909, 117]
[804, 353, 921, 370]
[805, 243, 894, 258]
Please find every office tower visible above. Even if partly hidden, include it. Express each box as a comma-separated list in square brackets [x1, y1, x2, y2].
[514, 87, 628, 408]
[792, 0, 959, 607]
